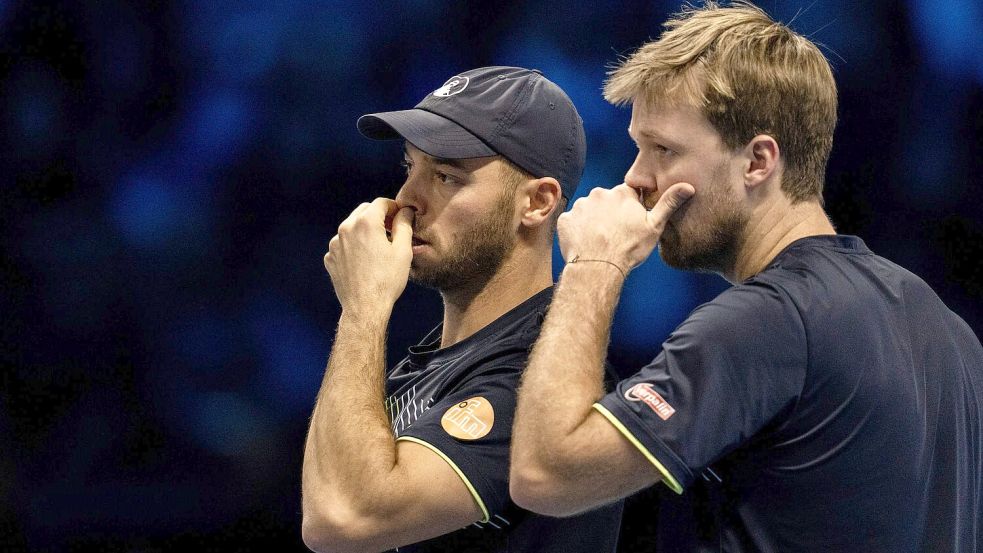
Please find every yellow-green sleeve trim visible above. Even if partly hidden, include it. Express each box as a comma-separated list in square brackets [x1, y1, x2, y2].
[592, 403, 684, 495]
[395, 436, 491, 523]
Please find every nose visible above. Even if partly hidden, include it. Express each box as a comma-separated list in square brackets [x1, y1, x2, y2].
[394, 173, 424, 216]
[624, 151, 657, 195]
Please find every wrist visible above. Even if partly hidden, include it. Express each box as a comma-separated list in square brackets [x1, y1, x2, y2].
[339, 305, 393, 330]
[560, 260, 626, 296]
[565, 255, 629, 279]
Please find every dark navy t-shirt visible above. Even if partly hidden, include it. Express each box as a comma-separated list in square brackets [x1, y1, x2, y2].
[386, 287, 623, 553]
[597, 235, 983, 552]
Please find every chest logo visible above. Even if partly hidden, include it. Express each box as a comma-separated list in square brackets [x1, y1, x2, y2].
[441, 396, 494, 440]
[625, 383, 676, 421]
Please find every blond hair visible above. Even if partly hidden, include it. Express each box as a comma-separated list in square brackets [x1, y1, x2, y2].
[604, 1, 837, 202]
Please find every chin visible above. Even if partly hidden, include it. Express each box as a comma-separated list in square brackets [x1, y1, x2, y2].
[658, 224, 687, 269]
[658, 224, 732, 275]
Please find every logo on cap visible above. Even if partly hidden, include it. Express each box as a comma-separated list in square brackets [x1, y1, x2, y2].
[625, 383, 676, 420]
[433, 75, 469, 97]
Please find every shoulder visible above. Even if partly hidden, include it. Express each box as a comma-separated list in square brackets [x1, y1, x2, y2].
[678, 277, 805, 346]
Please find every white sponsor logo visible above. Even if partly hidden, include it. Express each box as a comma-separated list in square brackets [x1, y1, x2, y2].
[433, 75, 469, 97]
[624, 383, 676, 420]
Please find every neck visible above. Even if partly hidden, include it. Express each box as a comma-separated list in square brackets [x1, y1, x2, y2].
[438, 245, 553, 348]
[728, 197, 836, 283]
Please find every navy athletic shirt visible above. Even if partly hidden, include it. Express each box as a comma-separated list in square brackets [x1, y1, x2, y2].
[596, 235, 983, 552]
[385, 287, 623, 553]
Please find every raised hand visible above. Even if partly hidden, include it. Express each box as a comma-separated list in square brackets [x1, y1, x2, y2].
[557, 182, 694, 275]
[324, 198, 415, 312]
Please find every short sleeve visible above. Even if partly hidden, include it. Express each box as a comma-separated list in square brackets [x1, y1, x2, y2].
[396, 369, 520, 523]
[596, 281, 808, 493]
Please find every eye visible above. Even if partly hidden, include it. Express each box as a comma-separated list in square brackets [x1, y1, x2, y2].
[655, 144, 675, 156]
[400, 159, 412, 175]
[435, 171, 461, 185]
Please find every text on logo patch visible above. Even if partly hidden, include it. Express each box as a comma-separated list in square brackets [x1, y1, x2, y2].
[441, 396, 494, 440]
[625, 383, 676, 420]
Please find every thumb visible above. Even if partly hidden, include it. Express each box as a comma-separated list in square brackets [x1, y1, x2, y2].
[390, 207, 415, 249]
[647, 182, 695, 231]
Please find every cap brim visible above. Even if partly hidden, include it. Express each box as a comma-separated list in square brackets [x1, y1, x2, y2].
[357, 109, 497, 159]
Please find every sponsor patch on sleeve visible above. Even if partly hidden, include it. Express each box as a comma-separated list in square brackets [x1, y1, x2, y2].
[624, 383, 676, 420]
[441, 396, 494, 440]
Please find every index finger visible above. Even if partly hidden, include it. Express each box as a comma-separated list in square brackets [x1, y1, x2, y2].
[611, 183, 640, 199]
[366, 197, 398, 219]
[389, 207, 415, 249]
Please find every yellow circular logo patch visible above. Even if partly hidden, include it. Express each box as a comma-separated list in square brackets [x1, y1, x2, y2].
[440, 396, 494, 440]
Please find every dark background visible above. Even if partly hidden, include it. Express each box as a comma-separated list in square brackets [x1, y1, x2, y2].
[1, 1, 980, 551]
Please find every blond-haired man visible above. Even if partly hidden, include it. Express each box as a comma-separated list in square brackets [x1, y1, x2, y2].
[509, 3, 983, 551]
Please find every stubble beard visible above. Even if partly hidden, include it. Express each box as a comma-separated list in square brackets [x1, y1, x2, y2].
[408, 189, 517, 296]
[658, 170, 750, 276]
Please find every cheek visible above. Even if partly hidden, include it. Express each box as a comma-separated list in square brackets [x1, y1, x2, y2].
[429, 210, 476, 243]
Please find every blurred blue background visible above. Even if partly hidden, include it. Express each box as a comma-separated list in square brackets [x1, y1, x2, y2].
[1, 1, 980, 551]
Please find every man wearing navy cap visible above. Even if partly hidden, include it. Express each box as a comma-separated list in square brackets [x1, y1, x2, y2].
[301, 67, 623, 552]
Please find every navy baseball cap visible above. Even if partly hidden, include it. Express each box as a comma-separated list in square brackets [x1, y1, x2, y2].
[357, 66, 586, 200]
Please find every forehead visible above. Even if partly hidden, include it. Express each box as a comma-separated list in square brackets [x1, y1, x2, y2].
[628, 99, 720, 144]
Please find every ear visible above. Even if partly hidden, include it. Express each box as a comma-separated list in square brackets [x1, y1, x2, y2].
[520, 177, 562, 229]
[742, 134, 780, 190]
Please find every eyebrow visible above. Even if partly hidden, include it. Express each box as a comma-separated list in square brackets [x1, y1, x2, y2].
[629, 127, 666, 141]
[629, 127, 685, 151]
[402, 147, 471, 172]
[403, 147, 473, 173]
[430, 157, 470, 171]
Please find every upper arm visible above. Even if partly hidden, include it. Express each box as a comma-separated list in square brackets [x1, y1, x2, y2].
[303, 439, 483, 553]
[305, 373, 520, 553]
[512, 283, 807, 515]
[510, 406, 663, 517]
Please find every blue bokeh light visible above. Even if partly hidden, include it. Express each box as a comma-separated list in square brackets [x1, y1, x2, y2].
[279, 9, 369, 79]
[7, 67, 63, 149]
[211, 11, 284, 83]
[181, 391, 273, 456]
[614, 253, 697, 356]
[910, 0, 983, 82]
[902, 100, 957, 204]
[247, 295, 327, 416]
[110, 164, 215, 250]
[167, 312, 237, 374]
[178, 91, 254, 165]
[15, 94, 55, 141]
[111, 173, 182, 247]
